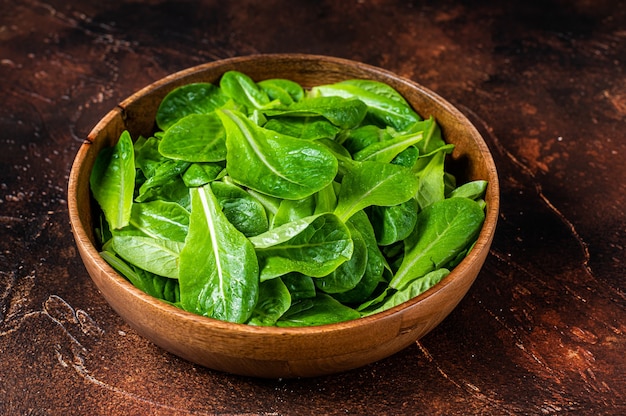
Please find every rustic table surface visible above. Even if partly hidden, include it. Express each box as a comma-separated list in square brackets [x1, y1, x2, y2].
[1, 1, 625, 415]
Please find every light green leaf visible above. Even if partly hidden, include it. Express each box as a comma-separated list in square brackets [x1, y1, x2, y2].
[363, 269, 450, 316]
[111, 235, 183, 279]
[263, 96, 367, 129]
[312, 80, 421, 130]
[129, 200, 189, 242]
[258, 78, 304, 105]
[100, 250, 180, 304]
[90, 130, 135, 230]
[217, 109, 338, 200]
[334, 160, 420, 222]
[219, 70, 274, 111]
[156, 83, 229, 131]
[390, 197, 485, 290]
[250, 213, 353, 280]
[353, 131, 423, 163]
[158, 113, 226, 162]
[179, 185, 259, 323]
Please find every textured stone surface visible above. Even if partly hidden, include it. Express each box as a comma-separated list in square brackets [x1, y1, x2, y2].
[1, 0, 625, 414]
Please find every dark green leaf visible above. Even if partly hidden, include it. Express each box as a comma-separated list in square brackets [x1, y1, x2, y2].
[247, 278, 292, 326]
[332, 211, 387, 304]
[281, 273, 316, 301]
[276, 294, 361, 327]
[315, 221, 368, 294]
[211, 180, 269, 237]
[369, 198, 418, 246]
[391, 145, 419, 168]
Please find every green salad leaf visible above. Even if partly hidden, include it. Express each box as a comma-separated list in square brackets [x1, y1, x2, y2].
[178, 185, 259, 323]
[90, 130, 135, 230]
[218, 108, 338, 200]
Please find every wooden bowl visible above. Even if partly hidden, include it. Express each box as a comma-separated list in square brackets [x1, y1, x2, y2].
[68, 54, 499, 378]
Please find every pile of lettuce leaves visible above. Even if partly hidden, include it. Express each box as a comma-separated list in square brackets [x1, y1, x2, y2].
[90, 71, 487, 327]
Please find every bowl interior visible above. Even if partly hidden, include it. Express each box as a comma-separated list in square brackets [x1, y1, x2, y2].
[68, 54, 499, 378]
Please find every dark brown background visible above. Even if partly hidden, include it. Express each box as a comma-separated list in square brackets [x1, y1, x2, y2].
[1, 0, 625, 414]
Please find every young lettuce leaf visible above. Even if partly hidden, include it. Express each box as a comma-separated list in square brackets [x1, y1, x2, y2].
[353, 131, 423, 163]
[90, 130, 135, 230]
[258, 78, 304, 105]
[362, 268, 450, 316]
[263, 96, 367, 129]
[413, 146, 450, 210]
[271, 195, 316, 228]
[156, 83, 229, 131]
[250, 213, 353, 281]
[128, 200, 189, 242]
[263, 117, 340, 141]
[211, 180, 269, 237]
[178, 185, 259, 323]
[219, 70, 275, 112]
[448, 180, 488, 200]
[276, 294, 361, 327]
[281, 273, 317, 301]
[110, 235, 183, 279]
[247, 278, 292, 326]
[390, 197, 485, 291]
[181, 162, 225, 187]
[100, 250, 180, 304]
[331, 210, 388, 304]
[158, 113, 227, 162]
[333, 159, 420, 222]
[311, 79, 421, 130]
[314, 221, 368, 294]
[217, 109, 338, 200]
[369, 198, 419, 246]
